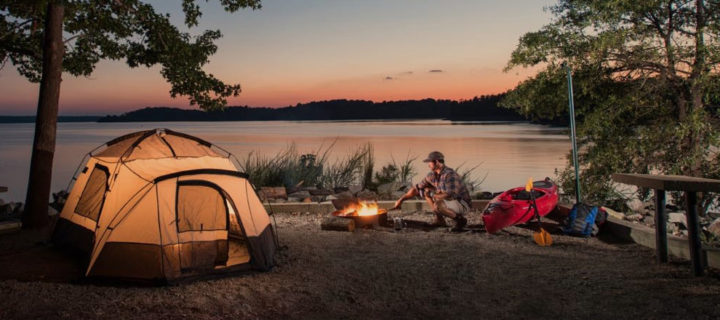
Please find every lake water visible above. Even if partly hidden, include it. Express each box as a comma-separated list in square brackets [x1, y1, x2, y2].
[0, 120, 570, 202]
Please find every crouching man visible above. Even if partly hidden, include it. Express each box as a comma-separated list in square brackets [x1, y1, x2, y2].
[392, 151, 471, 231]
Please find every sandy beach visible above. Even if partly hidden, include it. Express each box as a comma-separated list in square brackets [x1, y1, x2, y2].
[0, 211, 719, 319]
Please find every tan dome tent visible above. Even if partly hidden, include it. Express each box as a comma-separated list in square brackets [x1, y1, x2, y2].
[52, 129, 276, 281]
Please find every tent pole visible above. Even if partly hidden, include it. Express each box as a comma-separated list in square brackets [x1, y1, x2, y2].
[563, 62, 581, 204]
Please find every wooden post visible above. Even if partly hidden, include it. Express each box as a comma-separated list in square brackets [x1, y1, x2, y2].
[654, 189, 668, 263]
[685, 192, 704, 276]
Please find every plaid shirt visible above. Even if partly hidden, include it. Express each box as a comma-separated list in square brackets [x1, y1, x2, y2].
[415, 166, 471, 204]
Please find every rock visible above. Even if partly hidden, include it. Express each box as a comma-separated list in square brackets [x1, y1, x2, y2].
[626, 199, 645, 213]
[356, 190, 378, 201]
[333, 191, 354, 200]
[310, 196, 325, 202]
[708, 212, 720, 220]
[288, 191, 311, 199]
[48, 206, 58, 216]
[625, 213, 644, 222]
[391, 191, 406, 200]
[326, 195, 338, 200]
[667, 222, 679, 234]
[707, 218, 720, 237]
[260, 187, 287, 201]
[309, 189, 332, 196]
[302, 197, 313, 203]
[377, 182, 401, 196]
[348, 185, 363, 195]
[602, 207, 625, 220]
[668, 212, 687, 227]
[287, 197, 303, 202]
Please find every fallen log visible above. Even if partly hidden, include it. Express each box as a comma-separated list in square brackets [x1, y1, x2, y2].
[321, 216, 355, 232]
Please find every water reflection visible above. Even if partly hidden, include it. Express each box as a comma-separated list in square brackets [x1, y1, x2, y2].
[0, 121, 570, 202]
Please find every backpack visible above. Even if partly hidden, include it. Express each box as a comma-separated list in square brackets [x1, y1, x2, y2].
[563, 203, 606, 237]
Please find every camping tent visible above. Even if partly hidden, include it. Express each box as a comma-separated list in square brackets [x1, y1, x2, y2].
[52, 128, 276, 281]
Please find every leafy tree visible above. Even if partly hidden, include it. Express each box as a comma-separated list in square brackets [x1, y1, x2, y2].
[0, 0, 261, 228]
[502, 0, 720, 206]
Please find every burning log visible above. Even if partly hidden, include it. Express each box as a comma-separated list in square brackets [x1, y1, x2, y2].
[321, 216, 356, 232]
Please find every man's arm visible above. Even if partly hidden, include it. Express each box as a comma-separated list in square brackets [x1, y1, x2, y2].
[392, 187, 419, 210]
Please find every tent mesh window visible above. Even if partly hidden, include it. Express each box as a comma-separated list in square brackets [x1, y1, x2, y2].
[74, 165, 108, 221]
[177, 183, 228, 232]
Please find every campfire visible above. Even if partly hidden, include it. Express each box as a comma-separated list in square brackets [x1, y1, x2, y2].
[330, 200, 389, 228]
[337, 201, 383, 217]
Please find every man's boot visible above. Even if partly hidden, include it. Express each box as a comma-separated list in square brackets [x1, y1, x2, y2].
[429, 213, 447, 227]
[451, 214, 467, 232]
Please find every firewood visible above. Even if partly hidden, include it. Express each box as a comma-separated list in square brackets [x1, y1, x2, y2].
[321, 216, 355, 232]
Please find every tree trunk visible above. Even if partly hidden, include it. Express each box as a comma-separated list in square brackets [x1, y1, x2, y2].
[22, 2, 64, 229]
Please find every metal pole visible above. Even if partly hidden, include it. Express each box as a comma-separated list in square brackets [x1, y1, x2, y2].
[563, 62, 581, 204]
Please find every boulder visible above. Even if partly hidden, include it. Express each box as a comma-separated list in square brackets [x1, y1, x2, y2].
[626, 199, 645, 213]
[309, 189, 332, 196]
[391, 191, 406, 200]
[667, 212, 687, 227]
[288, 191, 311, 199]
[356, 190, 378, 201]
[707, 218, 720, 237]
[624, 213, 644, 222]
[332, 191, 354, 200]
[287, 197, 303, 202]
[260, 187, 287, 201]
[602, 206, 625, 220]
[377, 182, 401, 196]
[348, 185, 363, 195]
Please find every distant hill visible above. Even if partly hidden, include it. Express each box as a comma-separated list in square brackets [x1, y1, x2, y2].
[99, 95, 529, 122]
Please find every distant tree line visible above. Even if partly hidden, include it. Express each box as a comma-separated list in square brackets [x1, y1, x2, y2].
[98, 95, 535, 122]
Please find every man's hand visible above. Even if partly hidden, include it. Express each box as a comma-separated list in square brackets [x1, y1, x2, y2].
[392, 199, 403, 210]
[432, 191, 448, 202]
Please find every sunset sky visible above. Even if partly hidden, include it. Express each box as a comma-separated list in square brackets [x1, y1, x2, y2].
[0, 0, 556, 115]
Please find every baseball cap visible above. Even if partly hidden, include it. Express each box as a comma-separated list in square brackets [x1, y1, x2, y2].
[423, 151, 444, 163]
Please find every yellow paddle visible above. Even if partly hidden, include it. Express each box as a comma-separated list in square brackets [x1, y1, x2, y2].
[526, 177, 552, 246]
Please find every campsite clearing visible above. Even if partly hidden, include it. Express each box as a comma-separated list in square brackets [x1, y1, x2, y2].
[1, 211, 719, 319]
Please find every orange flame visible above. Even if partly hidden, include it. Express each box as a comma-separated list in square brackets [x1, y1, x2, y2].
[341, 201, 380, 216]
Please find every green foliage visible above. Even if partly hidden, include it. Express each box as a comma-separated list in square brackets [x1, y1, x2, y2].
[375, 154, 418, 186]
[240, 143, 330, 190]
[239, 144, 425, 193]
[503, 0, 720, 207]
[0, 0, 261, 110]
[455, 162, 486, 192]
[321, 143, 374, 190]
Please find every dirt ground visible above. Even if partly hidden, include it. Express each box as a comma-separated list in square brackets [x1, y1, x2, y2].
[1, 211, 719, 320]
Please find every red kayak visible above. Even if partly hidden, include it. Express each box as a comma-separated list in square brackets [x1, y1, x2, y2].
[482, 178, 559, 234]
